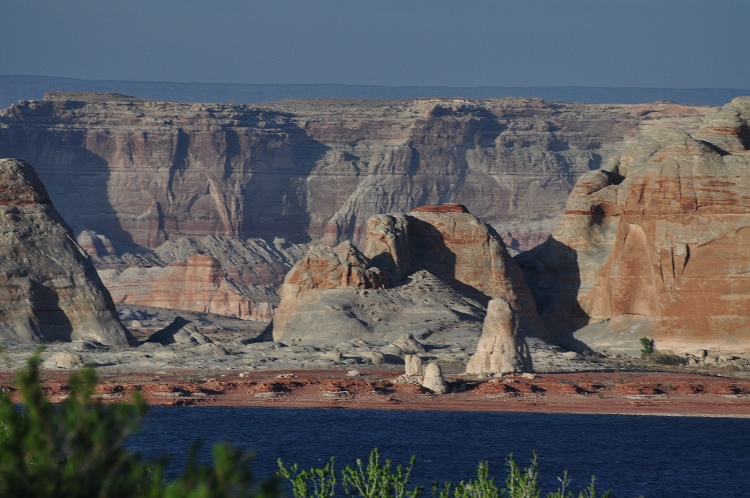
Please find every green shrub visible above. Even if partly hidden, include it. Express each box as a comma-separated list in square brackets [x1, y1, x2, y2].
[280, 450, 611, 498]
[639, 337, 654, 358]
[0, 353, 278, 498]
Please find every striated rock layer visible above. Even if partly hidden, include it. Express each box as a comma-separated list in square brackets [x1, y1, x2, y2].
[0, 158, 134, 345]
[99, 254, 275, 321]
[0, 93, 709, 251]
[90, 234, 305, 321]
[520, 97, 750, 354]
[270, 205, 543, 347]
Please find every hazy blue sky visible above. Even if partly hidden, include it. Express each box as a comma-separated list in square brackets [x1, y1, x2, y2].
[2, 0, 748, 88]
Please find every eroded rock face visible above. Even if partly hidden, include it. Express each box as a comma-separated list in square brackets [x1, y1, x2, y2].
[281, 241, 386, 294]
[466, 299, 531, 374]
[421, 362, 448, 394]
[521, 97, 750, 354]
[271, 205, 543, 347]
[364, 213, 411, 283]
[0, 94, 709, 251]
[88, 234, 304, 321]
[366, 205, 546, 338]
[100, 254, 273, 321]
[271, 242, 387, 340]
[0, 158, 134, 345]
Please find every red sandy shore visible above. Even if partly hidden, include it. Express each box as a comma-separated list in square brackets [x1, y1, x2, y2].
[2, 369, 750, 418]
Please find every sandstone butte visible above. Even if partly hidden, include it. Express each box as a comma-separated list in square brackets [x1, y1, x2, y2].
[5, 92, 750, 361]
[519, 97, 750, 355]
[270, 204, 543, 360]
[0, 158, 134, 346]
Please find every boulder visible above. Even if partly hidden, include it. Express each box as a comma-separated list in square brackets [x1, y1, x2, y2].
[43, 352, 85, 369]
[146, 317, 212, 346]
[421, 362, 448, 394]
[389, 333, 426, 355]
[0, 159, 134, 346]
[466, 299, 530, 374]
[404, 354, 423, 376]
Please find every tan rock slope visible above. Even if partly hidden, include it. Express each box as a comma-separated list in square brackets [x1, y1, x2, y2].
[269, 205, 543, 350]
[520, 97, 750, 355]
[0, 158, 134, 345]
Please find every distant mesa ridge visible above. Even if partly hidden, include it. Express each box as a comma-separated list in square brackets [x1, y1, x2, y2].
[43, 91, 140, 102]
[1, 75, 748, 108]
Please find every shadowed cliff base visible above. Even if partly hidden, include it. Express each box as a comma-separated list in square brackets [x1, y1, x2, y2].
[515, 237, 591, 352]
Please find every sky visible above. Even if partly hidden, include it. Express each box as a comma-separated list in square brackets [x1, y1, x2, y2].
[1, 0, 748, 89]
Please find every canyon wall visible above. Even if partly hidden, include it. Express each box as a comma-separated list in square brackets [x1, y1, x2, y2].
[0, 93, 709, 252]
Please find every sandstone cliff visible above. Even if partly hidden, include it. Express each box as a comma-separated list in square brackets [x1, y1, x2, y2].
[270, 205, 543, 347]
[82, 233, 304, 321]
[0, 93, 709, 253]
[99, 254, 274, 321]
[520, 97, 750, 354]
[0, 158, 134, 345]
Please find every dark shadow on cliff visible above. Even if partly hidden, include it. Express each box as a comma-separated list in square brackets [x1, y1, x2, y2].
[30, 281, 74, 342]
[239, 112, 332, 244]
[0, 104, 136, 248]
[514, 236, 592, 352]
[406, 217, 491, 307]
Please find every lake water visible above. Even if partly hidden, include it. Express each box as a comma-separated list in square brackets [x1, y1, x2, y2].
[128, 407, 750, 497]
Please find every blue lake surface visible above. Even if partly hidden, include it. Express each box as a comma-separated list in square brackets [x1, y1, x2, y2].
[128, 408, 750, 497]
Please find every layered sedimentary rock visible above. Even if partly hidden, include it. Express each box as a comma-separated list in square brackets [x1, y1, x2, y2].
[270, 205, 543, 347]
[91, 234, 304, 321]
[0, 158, 133, 345]
[100, 254, 274, 321]
[520, 97, 750, 354]
[0, 93, 709, 252]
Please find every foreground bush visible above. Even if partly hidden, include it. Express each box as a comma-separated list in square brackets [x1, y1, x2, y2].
[279, 449, 611, 498]
[0, 354, 278, 498]
[1, 355, 611, 497]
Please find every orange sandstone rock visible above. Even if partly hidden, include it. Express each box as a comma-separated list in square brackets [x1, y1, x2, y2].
[101, 254, 272, 321]
[523, 97, 750, 354]
[271, 205, 544, 345]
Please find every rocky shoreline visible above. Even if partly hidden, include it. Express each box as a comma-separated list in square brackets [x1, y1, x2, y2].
[2, 365, 749, 418]
[2, 304, 747, 418]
